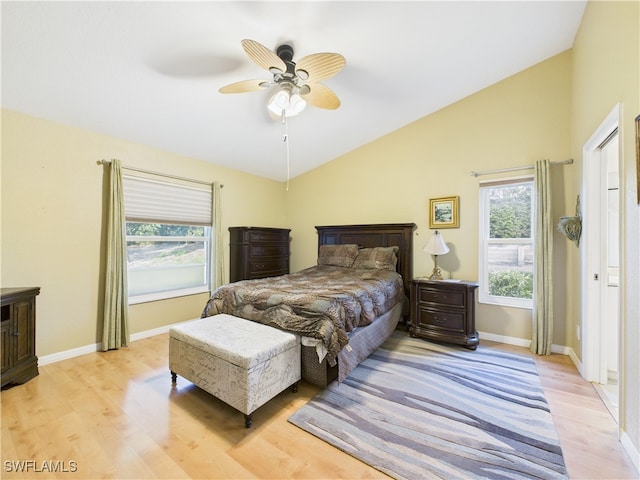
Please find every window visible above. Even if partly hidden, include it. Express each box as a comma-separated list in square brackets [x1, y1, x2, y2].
[123, 174, 213, 304]
[478, 177, 534, 308]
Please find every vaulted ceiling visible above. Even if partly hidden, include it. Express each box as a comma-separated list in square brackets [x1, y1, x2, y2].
[2, 1, 586, 181]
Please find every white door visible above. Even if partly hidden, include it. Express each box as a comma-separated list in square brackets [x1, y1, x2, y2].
[580, 105, 621, 421]
[603, 133, 620, 385]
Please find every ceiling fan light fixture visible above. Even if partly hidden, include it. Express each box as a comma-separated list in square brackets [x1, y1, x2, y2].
[267, 86, 307, 120]
[271, 89, 290, 109]
[289, 93, 306, 114]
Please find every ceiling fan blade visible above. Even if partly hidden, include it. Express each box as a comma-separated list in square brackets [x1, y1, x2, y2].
[295, 53, 346, 82]
[241, 39, 287, 74]
[218, 79, 266, 94]
[302, 83, 341, 110]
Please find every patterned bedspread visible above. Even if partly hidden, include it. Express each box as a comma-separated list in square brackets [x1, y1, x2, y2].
[201, 265, 404, 365]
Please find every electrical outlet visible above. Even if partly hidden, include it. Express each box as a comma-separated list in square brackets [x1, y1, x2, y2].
[576, 325, 581, 340]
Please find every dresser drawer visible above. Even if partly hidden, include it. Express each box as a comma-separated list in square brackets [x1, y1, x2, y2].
[249, 244, 289, 259]
[246, 230, 289, 244]
[249, 259, 289, 276]
[417, 307, 465, 332]
[418, 288, 465, 307]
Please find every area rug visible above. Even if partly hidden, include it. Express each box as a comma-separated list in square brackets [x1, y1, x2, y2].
[289, 332, 568, 480]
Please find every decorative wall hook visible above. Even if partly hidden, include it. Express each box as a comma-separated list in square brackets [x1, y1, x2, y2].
[558, 195, 582, 247]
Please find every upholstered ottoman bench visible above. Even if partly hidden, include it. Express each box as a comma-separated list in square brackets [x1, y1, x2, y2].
[169, 314, 301, 428]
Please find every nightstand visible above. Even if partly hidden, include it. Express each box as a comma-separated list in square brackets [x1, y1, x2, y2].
[409, 279, 479, 349]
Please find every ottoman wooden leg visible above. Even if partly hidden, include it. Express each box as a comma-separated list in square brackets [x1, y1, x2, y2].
[291, 382, 298, 393]
[244, 414, 253, 429]
[170, 371, 177, 383]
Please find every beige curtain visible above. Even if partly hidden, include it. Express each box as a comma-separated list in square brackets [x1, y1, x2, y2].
[102, 159, 129, 350]
[212, 182, 224, 289]
[531, 159, 553, 355]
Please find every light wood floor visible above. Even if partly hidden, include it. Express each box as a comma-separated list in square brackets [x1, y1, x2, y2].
[2, 333, 638, 479]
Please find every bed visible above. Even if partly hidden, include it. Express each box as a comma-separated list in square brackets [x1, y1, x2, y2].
[201, 223, 416, 386]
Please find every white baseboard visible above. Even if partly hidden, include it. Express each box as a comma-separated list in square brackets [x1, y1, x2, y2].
[480, 332, 572, 354]
[38, 321, 190, 366]
[129, 323, 176, 342]
[478, 331, 577, 360]
[621, 431, 640, 475]
[39, 342, 101, 366]
[566, 347, 584, 377]
[478, 331, 531, 348]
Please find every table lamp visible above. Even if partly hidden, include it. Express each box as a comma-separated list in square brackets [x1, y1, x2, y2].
[423, 230, 449, 280]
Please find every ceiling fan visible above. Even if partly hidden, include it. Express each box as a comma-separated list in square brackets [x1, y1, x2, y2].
[219, 39, 346, 119]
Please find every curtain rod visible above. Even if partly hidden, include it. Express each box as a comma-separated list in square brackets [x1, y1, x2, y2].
[96, 159, 223, 188]
[470, 158, 573, 177]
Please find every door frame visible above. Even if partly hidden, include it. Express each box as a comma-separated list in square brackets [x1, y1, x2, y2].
[581, 103, 622, 384]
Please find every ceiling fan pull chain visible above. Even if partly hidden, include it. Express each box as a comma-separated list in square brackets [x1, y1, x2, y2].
[282, 112, 290, 191]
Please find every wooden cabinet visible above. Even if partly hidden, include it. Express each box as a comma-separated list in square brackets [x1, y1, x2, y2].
[1, 287, 40, 387]
[409, 279, 478, 349]
[229, 227, 291, 282]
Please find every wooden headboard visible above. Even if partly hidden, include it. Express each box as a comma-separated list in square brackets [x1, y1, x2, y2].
[316, 223, 417, 298]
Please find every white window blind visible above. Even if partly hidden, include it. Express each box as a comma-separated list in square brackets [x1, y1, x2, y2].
[123, 174, 212, 226]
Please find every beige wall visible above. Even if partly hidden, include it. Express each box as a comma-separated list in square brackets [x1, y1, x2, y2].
[287, 51, 573, 344]
[1, 110, 288, 356]
[571, 0, 640, 462]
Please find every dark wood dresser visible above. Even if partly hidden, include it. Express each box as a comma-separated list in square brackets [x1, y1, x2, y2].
[409, 279, 479, 349]
[1, 287, 40, 387]
[229, 227, 291, 282]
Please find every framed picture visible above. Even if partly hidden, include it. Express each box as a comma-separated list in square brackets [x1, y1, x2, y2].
[636, 114, 640, 204]
[429, 196, 459, 228]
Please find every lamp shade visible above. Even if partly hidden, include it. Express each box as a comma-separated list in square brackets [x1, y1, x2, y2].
[423, 231, 450, 256]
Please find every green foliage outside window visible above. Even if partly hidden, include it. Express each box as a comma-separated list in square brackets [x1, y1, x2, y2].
[488, 270, 533, 299]
[489, 185, 531, 239]
[126, 223, 204, 237]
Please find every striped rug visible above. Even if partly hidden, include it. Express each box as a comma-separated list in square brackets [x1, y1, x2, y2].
[289, 332, 568, 480]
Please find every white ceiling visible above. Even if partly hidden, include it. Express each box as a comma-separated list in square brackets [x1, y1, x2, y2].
[1, 1, 586, 181]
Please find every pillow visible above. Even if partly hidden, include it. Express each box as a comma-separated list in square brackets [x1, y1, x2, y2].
[352, 246, 399, 271]
[317, 244, 359, 268]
